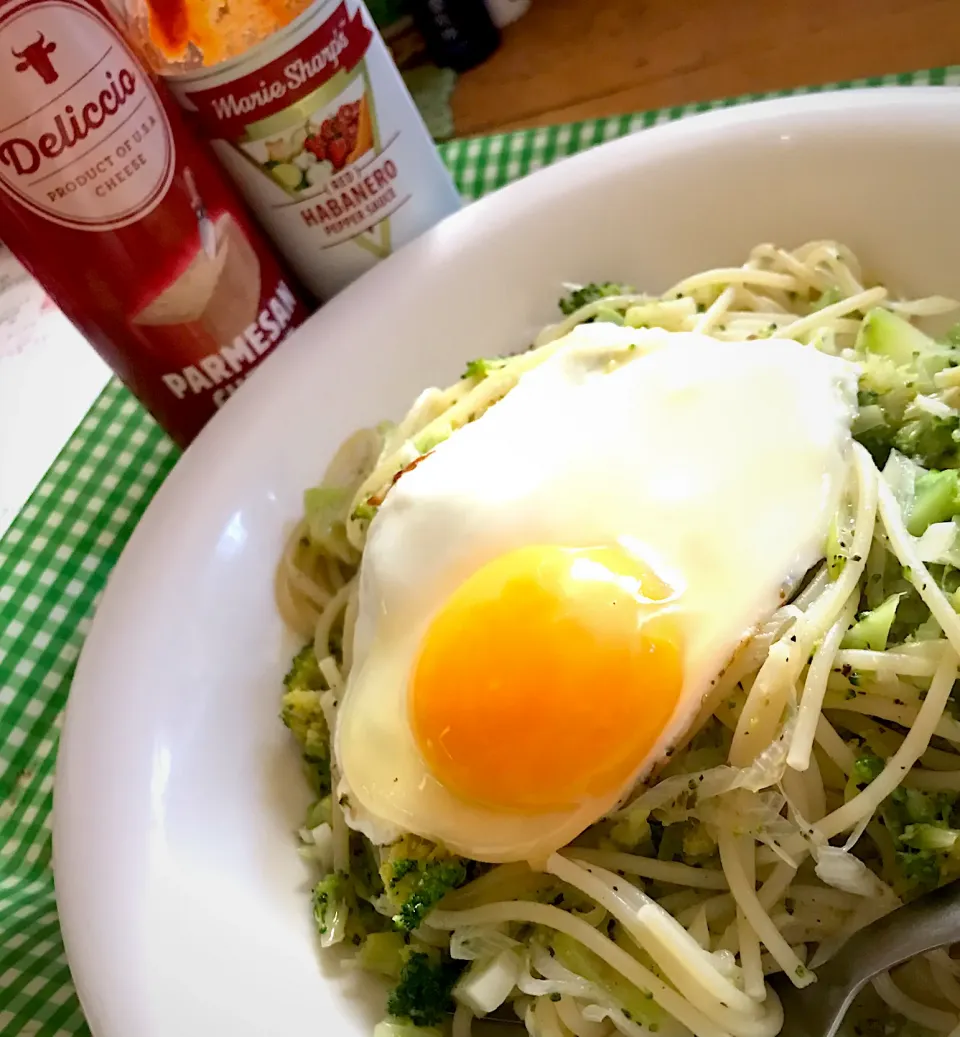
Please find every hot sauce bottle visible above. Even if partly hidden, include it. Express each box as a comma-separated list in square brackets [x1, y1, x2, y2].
[110, 0, 462, 299]
[0, 0, 313, 447]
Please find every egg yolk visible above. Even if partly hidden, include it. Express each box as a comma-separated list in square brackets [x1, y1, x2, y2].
[410, 545, 684, 814]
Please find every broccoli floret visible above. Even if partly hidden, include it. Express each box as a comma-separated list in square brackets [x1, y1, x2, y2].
[558, 282, 633, 316]
[857, 734, 960, 894]
[313, 872, 349, 944]
[379, 834, 473, 931]
[855, 423, 897, 468]
[389, 858, 419, 885]
[386, 949, 464, 1027]
[891, 786, 954, 826]
[896, 848, 942, 891]
[313, 869, 387, 948]
[894, 414, 960, 469]
[880, 786, 960, 895]
[854, 390, 897, 467]
[281, 645, 331, 795]
[394, 861, 466, 931]
[284, 643, 324, 692]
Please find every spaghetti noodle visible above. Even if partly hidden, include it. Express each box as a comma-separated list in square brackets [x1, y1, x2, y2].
[279, 241, 960, 1037]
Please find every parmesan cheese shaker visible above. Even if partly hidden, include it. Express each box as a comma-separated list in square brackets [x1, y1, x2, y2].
[0, 0, 311, 447]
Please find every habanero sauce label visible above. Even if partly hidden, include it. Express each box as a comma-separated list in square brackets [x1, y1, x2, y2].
[165, 0, 461, 299]
[0, 0, 174, 229]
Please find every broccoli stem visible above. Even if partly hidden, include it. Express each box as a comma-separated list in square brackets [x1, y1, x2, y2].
[907, 470, 960, 536]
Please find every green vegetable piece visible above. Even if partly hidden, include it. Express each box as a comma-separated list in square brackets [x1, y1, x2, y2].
[462, 357, 508, 380]
[891, 786, 954, 827]
[812, 287, 842, 312]
[359, 931, 409, 978]
[552, 933, 661, 1025]
[558, 282, 633, 317]
[388, 858, 419, 887]
[907, 469, 960, 536]
[623, 302, 675, 329]
[609, 803, 651, 851]
[853, 387, 896, 467]
[304, 486, 350, 544]
[594, 305, 626, 325]
[394, 860, 467, 931]
[682, 820, 716, 859]
[856, 307, 939, 369]
[878, 787, 960, 892]
[896, 849, 942, 890]
[373, 1023, 442, 1037]
[894, 416, 960, 469]
[852, 752, 885, 785]
[281, 645, 331, 796]
[353, 502, 378, 523]
[900, 823, 960, 853]
[386, 949, 464, 1027]
[379, 834, 471, 931]
[413, 424, 450, 455]
[312, 872, 348, 939]
[841, 593, 903, 652]
[283, 643, 324, 692]
[305, 795, 332, 829]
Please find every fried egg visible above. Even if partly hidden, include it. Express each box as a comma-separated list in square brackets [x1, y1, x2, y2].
[335, 325, 858, 864]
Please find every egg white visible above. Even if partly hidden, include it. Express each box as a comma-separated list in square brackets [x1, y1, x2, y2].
[335, 326, 858, 863]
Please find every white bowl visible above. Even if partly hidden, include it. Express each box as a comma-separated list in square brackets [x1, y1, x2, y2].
[55, 88, 960, 1037]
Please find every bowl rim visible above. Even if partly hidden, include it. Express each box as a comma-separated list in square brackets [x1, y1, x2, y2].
[53, 85, 960, 1036]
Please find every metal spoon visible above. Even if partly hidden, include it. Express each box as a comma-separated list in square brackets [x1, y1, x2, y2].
[773, 879, 960, 1037]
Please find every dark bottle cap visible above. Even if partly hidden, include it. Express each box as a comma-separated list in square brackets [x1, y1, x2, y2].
[409, 0, 500, 72]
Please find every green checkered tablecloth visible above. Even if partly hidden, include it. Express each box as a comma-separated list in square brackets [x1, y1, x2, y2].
[1, 65, 958, 1036]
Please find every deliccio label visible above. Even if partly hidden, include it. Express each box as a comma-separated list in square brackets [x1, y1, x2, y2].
[0, 0, 174, 230]
[164, 0, 460, 299]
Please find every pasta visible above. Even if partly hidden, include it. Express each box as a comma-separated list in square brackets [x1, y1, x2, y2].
[279, 241, 960, 1037]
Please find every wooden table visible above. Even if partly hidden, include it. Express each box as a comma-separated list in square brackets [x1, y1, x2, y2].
[453, 0, 959, 135]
